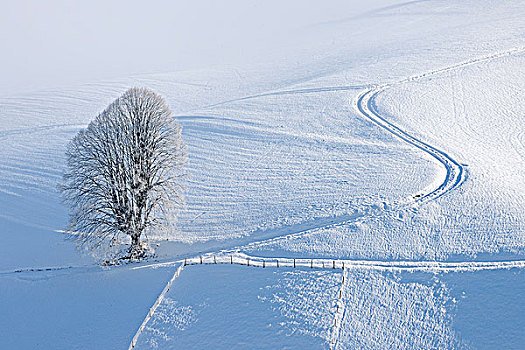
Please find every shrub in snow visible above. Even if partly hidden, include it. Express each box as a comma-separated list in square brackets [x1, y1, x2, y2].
[61, 87, 186, 262]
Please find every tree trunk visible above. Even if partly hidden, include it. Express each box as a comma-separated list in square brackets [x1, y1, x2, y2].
[131, 233, 140, 247]
[129, 232, 145, 260]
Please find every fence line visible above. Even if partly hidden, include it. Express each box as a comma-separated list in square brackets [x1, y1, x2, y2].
[183, 254, 346, 270]
[128, 263, 185, 349]
[330, 268, 348, 350]
[180, 253, 525, 272]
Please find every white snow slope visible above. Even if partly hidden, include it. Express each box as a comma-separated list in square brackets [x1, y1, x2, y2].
[1, 1, 524, 349]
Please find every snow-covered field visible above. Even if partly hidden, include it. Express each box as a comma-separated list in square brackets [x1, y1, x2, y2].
[1, 1, 524, 349]
[135, 265, 341, 349]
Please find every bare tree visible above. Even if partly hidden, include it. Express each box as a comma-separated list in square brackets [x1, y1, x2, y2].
[61, 87, 186, 261]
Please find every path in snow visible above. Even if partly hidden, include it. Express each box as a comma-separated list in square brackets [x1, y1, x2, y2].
[358, 89, 464, 202]
[358, 46, 525, 203]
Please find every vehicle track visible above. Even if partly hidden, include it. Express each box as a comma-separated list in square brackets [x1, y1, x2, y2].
[357, 88, 464, 202]
[356, 46, 525, 202]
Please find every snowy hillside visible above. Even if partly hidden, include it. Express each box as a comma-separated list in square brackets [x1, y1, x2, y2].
[1, 1, 525, 349]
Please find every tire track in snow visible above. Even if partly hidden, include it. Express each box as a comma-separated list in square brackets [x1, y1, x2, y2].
[0, 123, 85, 140]
[357, 88, 464, 202]
[204, 85, 371, 109]
[356, 47, 525, 202]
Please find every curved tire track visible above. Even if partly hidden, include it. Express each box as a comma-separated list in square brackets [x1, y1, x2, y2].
[356, 47, 525, 202]
[357, 88, 464, 202]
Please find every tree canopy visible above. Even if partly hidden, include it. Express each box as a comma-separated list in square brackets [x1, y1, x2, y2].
[61, 87, 186, 262]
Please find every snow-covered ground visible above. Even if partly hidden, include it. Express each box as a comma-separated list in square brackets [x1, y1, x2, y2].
[0, 264, 175, 349]
[1, 0, 525, 349]
[135, 265, 341, 349]
[128, 261, 525, 349]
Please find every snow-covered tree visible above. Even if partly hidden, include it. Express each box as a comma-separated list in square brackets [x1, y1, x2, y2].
[61, 88, 186, 261]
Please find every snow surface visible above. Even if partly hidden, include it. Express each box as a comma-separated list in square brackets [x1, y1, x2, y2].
[130, 263, 525, 350]
[0, 264, 175, 349]
[135, 265, 341, 349]
[1, 0, 525, 349]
